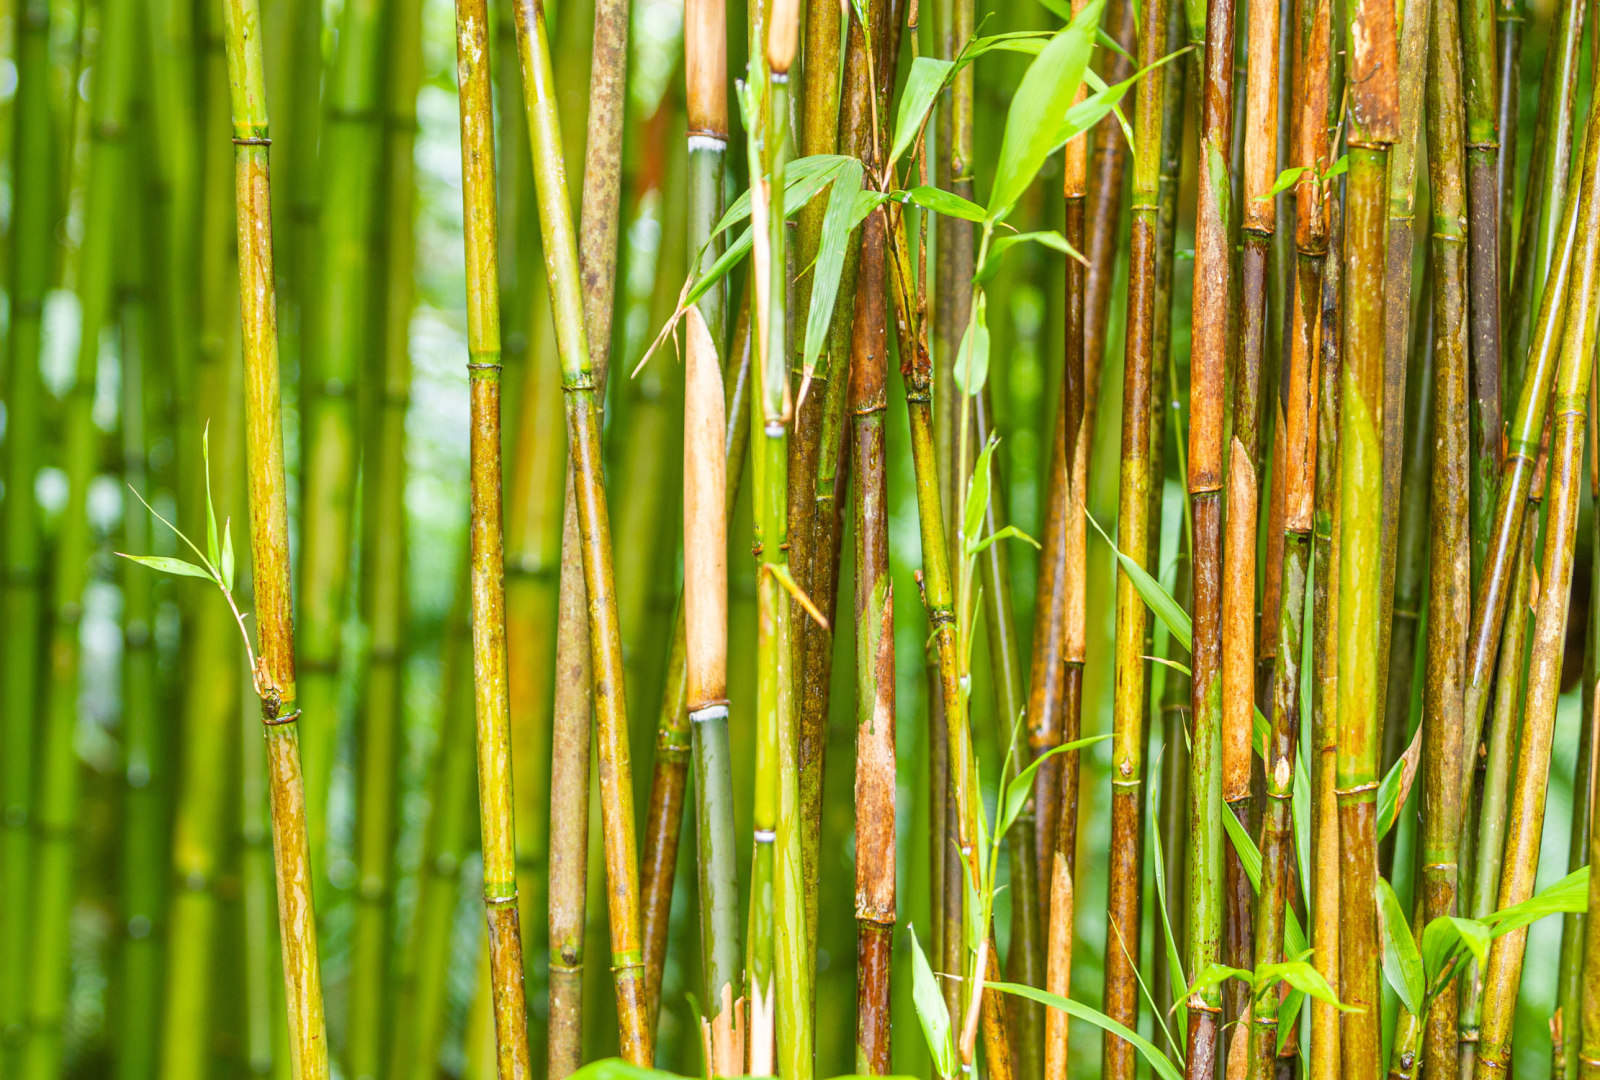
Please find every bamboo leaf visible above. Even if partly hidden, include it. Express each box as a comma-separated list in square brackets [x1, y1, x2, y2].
[116, 553, 218, 583]
[221, 518, 235, 593]
[1221, 805, 1262, 891]
[963, 434, 999, 549]
[1482, 865, 1589, 933]
[799, 160, 865, 381]
[987, 0, 1106, 221]
[907, 925, 959, 1078]
[1321, 154, 1349, 179]
[889, 58, 956, 173]
[984, 980, 1184, 1080]
[975, 230, 1089, 283]
[1276, 990, 1305, 1055]
[958, 30, 1054, 61]
[1376, 723, 1422, 840]
[953, 290, 990, 396]
[203, 422, 220, 568]
[1185, 962, 1254, 1000]
[1376, 878, 1424, 1017]
[969, 523, 1044, 557]
[900, 185, 988, 223]
[713, 153, 851, 238]
[1256, 166, 1308, 201]
[1420, 915, 1490, 993]
[1000, 734, 1113, 835]
[1255, 960, 1352, 1011]
[1085, 510, 1191, 652]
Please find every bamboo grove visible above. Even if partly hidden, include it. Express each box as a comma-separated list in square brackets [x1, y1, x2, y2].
[9, 0, 1600, 1072]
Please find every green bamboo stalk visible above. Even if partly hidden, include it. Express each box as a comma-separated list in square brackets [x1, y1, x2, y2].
[221, 0, 331, 1067]
[1095, 0, 1170, 1067]
[1335, 0, 1401, 1071]
[1418, 0, 1471, 1066]
[679, 1, 744, 1064]
[508, 0, 648, 1061]
[851, 198, 896, 1077]
[393, 599, 477, 1080]
[116, 180, 164, 1080]
[1492, 0, 1519, 311]
[158, 29, 243, 1076]
[27, 0, 135, 1065]
[1582, 540, 1600, 1080]
[296, 0, 387, 871]
[1310, 181, 1343, 1080]
[0, 0, 51, 1062]
[1471, 96, 1600, 1080]
[1184, 0, 1241, 1059]
[453, 0, 536, 1072]
[1502, 0, 1581, 404]
[1374, 0, 1429, 781]
[346, 1, 422, 1069]
[1461, 0, 1501, 593]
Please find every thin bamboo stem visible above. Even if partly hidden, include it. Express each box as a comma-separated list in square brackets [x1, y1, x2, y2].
[1473, 100, 1600, 1078]
[1462, 0, 1501, 593]
[221, 0, 331, 1068]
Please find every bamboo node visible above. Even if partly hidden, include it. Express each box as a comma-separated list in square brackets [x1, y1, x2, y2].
[262, 708, 301, 728]
[231, 136, 271, 146]
[690, 703, 730, 724]
[753, 828, 776, 843]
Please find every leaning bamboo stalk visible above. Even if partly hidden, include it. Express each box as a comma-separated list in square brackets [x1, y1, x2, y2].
[1461, 0, 1501, 591]
[679, 0, 744, 1064]
[1223, 0, 1282, 1019]
[1335, 0, 1401, 1071]
[1093, 0, 1169, 1068]
[452, 0, 535, 1073]
[1471, 95, 1600, 1079]
[1418, 0, 1471, 1067]
[220, 0, 331, 1070]
[0, 0, 51, 1055]
[509, 0, 651, 1060]
[1185, 0, 1241, 1062]
[851, 198, 896, 1076]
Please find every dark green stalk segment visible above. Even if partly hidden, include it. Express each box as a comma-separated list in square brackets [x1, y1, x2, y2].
[1461, 0, 1501, 595]
[29, 0, 136, 1069]
[222, 0, 332, 1066]
[297, 0, 387, 863]
[511, 0, 650, 1058]
[1185, 0, 1238, 1060]
[1472, 98, 1600, 1080]
[1503, 0, 1582, 405]
[1419, 0, 1471, 1066]
[0, 0, 51, 1058]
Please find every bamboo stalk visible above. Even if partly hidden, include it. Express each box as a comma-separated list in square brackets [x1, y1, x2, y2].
[1309, 182, 1343, 1080]
[1492, 0, 1519, 310]
[28, 0, 136, 1066]
[509, 0, 650, 1060]
[1093, 0, 1171, 1068]
[220, 0, 331, 1068]
[0, 0, 51, 1057]
[851, 196, 896, 1076]
[296, 0, 387, 865]
[346, 1, 421, 1069]
[1461, 0, 1501, 593]
[1582, 552, 1600, 1080]
[1418, 0, 1471, 1066]
[1184, 0, 1241, 1061]
[1471, 96, 1600, 1080]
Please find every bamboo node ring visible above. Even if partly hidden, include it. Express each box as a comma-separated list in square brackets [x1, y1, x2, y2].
[263, 708, 302, 727]
[753, 828, 776, 843]
[691, 703, 730, 724]
[232, 136, 272, 146]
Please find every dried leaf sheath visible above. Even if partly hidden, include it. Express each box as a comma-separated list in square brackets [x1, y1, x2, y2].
[220, 0, 330, 1071]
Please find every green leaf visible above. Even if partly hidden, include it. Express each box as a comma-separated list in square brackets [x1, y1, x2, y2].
[1482, 865, 1589, 935]
[907, 925, 958, 1078]
[963, 433, 999, 551]
[567, 1059, 689, 1080]
[987, 0, 1106, 221]
[116, 553, 217, 583]
[1420, 915, 1490, 993]
[202, 423, 220, 569]
[958, 31, 1053, 61]
[985, 981, 1184, 1080]
[1277, 990, 1306, 1055]
[889, 58, 956, 173]
[1256, 960, 1352, 1011]
[712, 154, 852, 238]
[1376, 878, 1424, 1017]
[1085, 509, 1192, 652]
[1322, 154, 1349, 179]
[953, 290, 990, 396]
[975, 230, 1088, 283]
[1185, 962, 1254, 1000]
[1222, 805, 1262, 891]
[1000, 734, 1112, 836]
[901, 185, 988, 223]
[1255, 166, 1308, 201]
[1376, 723, 1422, 840]
[969, 524, 1044, 557]
[799, 160, 866, 379]
[220, 518, 235, 593]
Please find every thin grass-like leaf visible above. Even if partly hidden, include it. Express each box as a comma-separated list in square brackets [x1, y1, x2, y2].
[117, 553, 218, 583]
[984, 981, 1184, 1080]
[1377, 878, 1424, 1016]
[908, 925, 959, 1078]
[799, 159, 865, 380]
